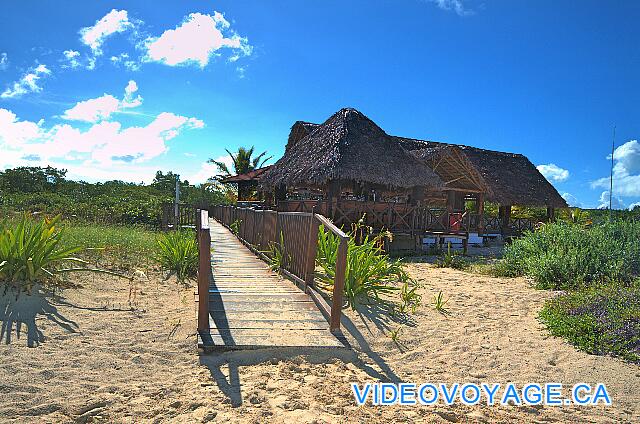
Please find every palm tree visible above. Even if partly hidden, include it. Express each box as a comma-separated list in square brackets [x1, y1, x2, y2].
[208, 146, 272, 200]
[209, 146, 271, 178]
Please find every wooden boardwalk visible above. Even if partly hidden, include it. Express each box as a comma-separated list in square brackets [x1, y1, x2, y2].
[198, 219, 344, 350]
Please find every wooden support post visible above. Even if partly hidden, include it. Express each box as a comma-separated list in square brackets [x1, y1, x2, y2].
[330, 238, 347, 333]
[499, 204, 512, 235]
[197, 210, 211, 334]
[546, 206, 555, 222]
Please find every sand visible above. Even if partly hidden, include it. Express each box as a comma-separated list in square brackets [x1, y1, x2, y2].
[0, 264, 639, 423]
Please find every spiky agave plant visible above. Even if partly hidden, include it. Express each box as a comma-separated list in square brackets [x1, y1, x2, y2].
[316, 222, 413, 309]
[0, 215, 128, 293]
[155, 230, 199, 283]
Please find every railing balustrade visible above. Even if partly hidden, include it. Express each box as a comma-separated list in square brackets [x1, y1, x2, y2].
[210, 205, 348, 333]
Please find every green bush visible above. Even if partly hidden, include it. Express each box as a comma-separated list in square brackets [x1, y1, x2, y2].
[155, 231, 199, 283]
[500, 221, 640, 290]
[434, 242, 467, 270]
[315, 225, 414, 309]
[0, 215, 126, 292]
[540, 280, 640, 363]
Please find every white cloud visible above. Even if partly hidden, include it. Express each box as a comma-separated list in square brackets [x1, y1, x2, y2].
[1, 107, 204, 175]
[597, 191, 626, 210]
[591, 140, 640, 197]
[0, 108, 45, 148]
[80, 9, 134, 55]
[629, 202, 640, 211]
[109, 52, 140, 71]
[62, 50, 81, 68]
[537, 163, 569, 183]
[187, 155, 233, 183]
[145, 12, 252, 67]
[561, 192, 581, 208]
[62, 80, 143, 123]
[1, 64, 51, 98]
[430, 0, 473, 16]
[610, 139, 640, 176]
[0, 53, 8, 70]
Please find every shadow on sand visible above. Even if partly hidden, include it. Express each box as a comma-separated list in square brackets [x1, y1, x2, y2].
[0, 286, 79, 347]
[199, 303, 409, 407]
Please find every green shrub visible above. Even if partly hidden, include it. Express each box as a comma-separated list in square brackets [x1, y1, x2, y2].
[155, 231, 199, 283]
[316, 224, 415, 309]
[0, 215, 127, 292]
[230, 219, 241, 236]
[540, 280, 640, 363]
[267, 233, 289, 273]
[500, 221, 640, 290]
[434, 242, 467, 270]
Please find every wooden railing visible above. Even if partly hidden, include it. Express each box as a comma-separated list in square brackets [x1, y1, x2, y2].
[277, 200, 538, 236]
[161, 203, 197, 231]
[210, 205, 348, 333]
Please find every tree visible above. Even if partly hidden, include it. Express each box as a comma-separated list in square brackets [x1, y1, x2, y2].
[209, 146, 271, 178]
[0, 166, 67, 193]
[208, 146, 272, 200]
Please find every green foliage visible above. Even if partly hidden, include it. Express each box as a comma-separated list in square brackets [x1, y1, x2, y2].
[540, 280, 640, 363]
[499, 221, 640, 290]
[434, 242, 467, 270]
[0, 166, 66, 193]
[155, 231, 199, 283]
[0, 215, 127, 292]
[399, 280, 422, 314]
[315, 224, 415, 309]
[209, 146, 271, 178]
[388, 326, 402, 342]
[267, 233, 288, 273]
[433, 290, 450, 315]
[230, 219, 242, 236]
[557, 208, 593, 226]
[62, 223, 156, 270]
[0, 166, 229, 227]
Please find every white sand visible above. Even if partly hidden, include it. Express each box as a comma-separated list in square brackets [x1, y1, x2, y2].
[0, 265, 638, 423]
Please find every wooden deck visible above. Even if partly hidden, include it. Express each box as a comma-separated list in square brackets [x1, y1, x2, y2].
[197, 219, 344, 350]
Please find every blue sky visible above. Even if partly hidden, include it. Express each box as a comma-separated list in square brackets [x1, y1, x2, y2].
[1, 0, 639, 209]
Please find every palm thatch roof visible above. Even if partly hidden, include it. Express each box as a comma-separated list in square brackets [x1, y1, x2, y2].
[405, 144, 489, 193]
[286, 121, 319, 152]
[261, 108, 443, 190]
[397, 138, 567, 207]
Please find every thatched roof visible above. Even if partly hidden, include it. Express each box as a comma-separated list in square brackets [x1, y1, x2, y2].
[261, 108, 443, 190]
[221, 166, 273, 183]
[397, 138, 568, 207]
[286, 121, 319, 152]
[406, 144, 489, 193]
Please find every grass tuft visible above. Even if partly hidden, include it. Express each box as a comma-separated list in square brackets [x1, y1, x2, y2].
[155, 231, 198, 283]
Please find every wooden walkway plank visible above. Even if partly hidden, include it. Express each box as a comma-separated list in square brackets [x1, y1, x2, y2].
[198, 219, 344, 350]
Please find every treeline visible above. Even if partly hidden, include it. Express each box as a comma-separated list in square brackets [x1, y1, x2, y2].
[0, 166, 233, 227]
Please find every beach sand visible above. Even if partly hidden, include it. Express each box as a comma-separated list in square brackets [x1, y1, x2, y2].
[0, 264, 638, 423]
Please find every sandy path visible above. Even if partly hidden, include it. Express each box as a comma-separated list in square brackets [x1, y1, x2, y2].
[0, 265, 638, 423]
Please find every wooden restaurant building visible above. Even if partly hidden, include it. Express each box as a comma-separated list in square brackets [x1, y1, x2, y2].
[222, 108, 567, 249]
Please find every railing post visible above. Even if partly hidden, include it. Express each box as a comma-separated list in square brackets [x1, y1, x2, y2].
[304, 214, 320, 289]
[197, 209, 211, 333]
[330, 237, 347, 333]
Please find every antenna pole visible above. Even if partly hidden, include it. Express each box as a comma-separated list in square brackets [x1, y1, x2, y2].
[609, 126, 616, 221]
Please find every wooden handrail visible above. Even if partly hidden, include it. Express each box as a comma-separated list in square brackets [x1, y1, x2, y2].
[314, 213, 348, 333]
